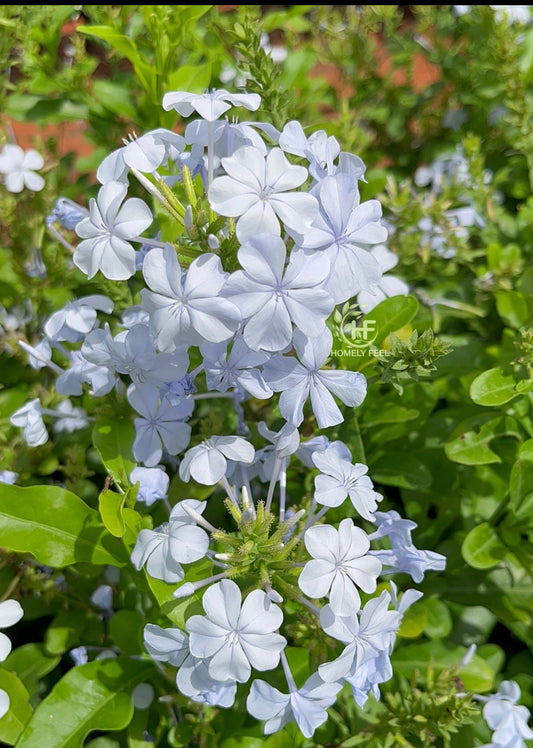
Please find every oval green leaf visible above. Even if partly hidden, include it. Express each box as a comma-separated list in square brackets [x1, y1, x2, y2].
[470, 368, 518, 407]
[364, 294, 419, 346]
[462, 522, 507, 569]
[92, 417, 136, 490]
[0, 668, 32, 745]
[17, 657, 154, 748]
[0, 485, 127, 568]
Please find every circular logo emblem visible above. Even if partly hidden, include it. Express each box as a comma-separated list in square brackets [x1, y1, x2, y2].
[337, 304, 378, 349]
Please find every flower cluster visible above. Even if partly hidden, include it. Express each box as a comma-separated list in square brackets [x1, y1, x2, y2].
[10, 88, 447, 737]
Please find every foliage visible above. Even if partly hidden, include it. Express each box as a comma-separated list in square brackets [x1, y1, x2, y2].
[0, 4, 532, 748]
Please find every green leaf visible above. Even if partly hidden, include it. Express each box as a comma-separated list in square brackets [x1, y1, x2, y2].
[109, 610, 144, 655]
[44, 609, 88, 656]
[0, 668, 32, 745]
[0, 485, 127, 568]
[91, 80, 138, 121]
[3, 644, 60, 696]
[444, 416, 521, 465]
[509, 439, 533, 518]
[462, 523, 507, 569]
[220, 739, 264, 748]
[99, 490, 126, 538]
[421, 598, 453, 639]
[495, 290, 529, 328]
[167, 64, 212, 94]
[93, 417, 136, 490]
[145, 574, 203, 628]
[17, 657, 154, 748]
[470, 367, 518, 406]
[393, 642, 494, 692]
[398, 603, 427, 638]
[77, 26, 153, 93]
[364, 294, 419, 346]
[370, 452, 432, 489]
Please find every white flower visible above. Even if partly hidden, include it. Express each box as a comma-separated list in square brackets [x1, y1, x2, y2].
[162, 89, 261, 122]
[298, 519, 382, 616]
[131, 500, 210, 583]
[318, 592, 401, 683]
[177, 654, 238, 707]
[143, 624, 189, 668]
[0, 599, 24, 661]
[224, 234, 333, 352]
[10, 399, 48, 447]
[0, 144, 45, 193]
[247, 673, 343, 738]
[312, 446, 382, 521]
[483, 681, 533, 746]
[356, 245, 409, 313]
[141, 247, 241, 351]
[208, 146, 318, 242]
[186, 579, 286, 683]
[74, 181, 152, 280]
[179, 435, 255, 485]
[130, 466, 169, 506]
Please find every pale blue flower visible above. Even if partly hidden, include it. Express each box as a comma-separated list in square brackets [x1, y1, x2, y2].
[372, 545, 447, 583]
[47, 197, 88, 230]
[369, 510, 418, 546]
[90, 584, 113, 611]
[200, 338, 272, 399]
[0, 471, 17, 485]
[312, 446, 381, 521]
[279, 120, 341, 181]
[130, 466, 169, 506]
[56, 350, 115, 398]
[483, 681, 533, 748]
[247, 673, 342, 738]
[179, 435, 255, 485]
[97, 129, 185, 183]
[186, 579, 286, 683]
[264, 329, 367, 428]
[369, 511, 446, 583]
[318, 591, 401, 683]
[208, 146, 318, 242]
[128, 383, 192, 466]
[74, 181, 153, 280]
[82, 323, 189, 387]
[44, 295, 114, 343]
[10, 399, 48, 447]
[0, 599, 24, 662]
[143, 624, 189, 668]
[299, 519, 382, 616]
[131, 499, 210, 583]
[0, 144, 44, 193]
[356, 245, 409, 313]
[141, 247, 241, 351]
[294, 173, 387, 303]
[177, 654, 237, 707]
[224, 234, 333, 351]
[184, 119, 279, 157]
[51, 400, 89, 433]
[162, 89, 261, 122]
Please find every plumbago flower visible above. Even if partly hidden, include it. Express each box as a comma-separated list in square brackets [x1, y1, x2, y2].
[9, 86, 449, 739]
[0, 144, 45, 193]
[74, 181, 153, 280]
